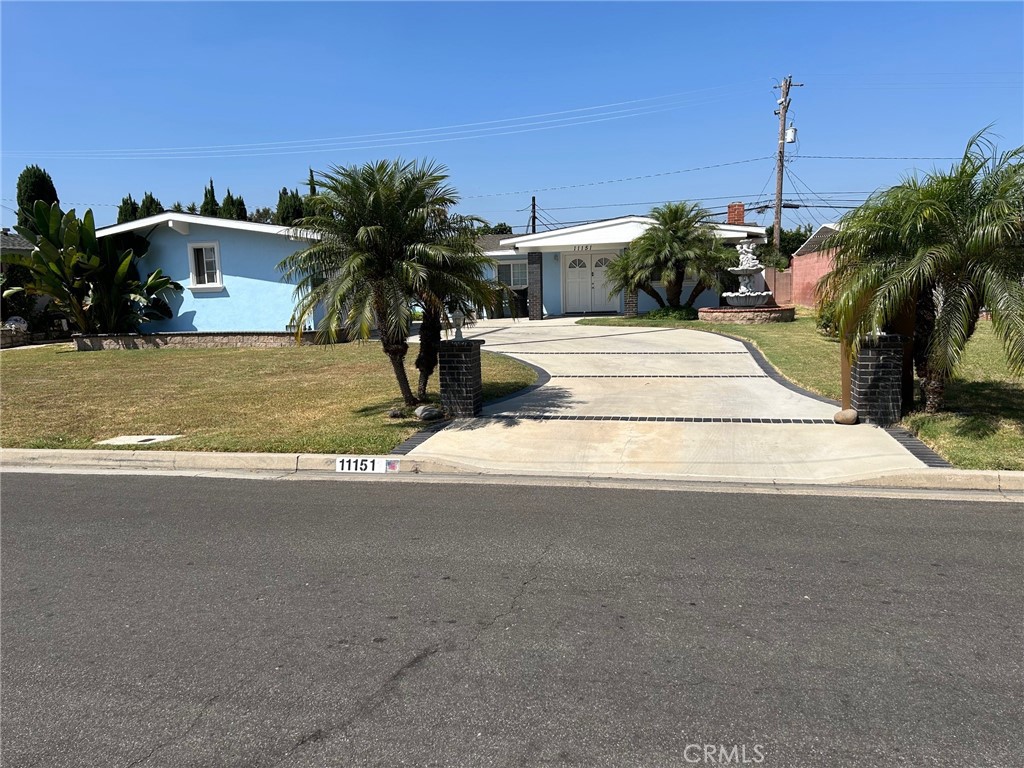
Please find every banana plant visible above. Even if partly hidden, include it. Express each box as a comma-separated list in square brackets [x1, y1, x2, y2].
[3, 201, 182, 333]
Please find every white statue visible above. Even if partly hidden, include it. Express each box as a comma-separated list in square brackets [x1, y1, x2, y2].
[736, 242, 760, 270]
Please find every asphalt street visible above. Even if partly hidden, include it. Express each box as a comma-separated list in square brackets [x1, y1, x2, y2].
[1, 472, 1020, 767]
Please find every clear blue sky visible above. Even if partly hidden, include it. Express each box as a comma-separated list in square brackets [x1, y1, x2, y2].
[2, 1, 1021, 232]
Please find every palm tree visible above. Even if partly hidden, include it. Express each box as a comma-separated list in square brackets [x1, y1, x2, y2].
[607, 201, 723, 308]
[412, 213, 505, 400]
[820, 130, 1024, 412]
[278, 159, 484, 406]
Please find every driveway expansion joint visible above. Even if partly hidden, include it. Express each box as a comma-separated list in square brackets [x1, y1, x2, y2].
[549, 374, 769, 378]
[483, 415, 841, 424]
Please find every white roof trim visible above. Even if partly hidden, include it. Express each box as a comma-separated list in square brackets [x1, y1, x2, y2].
[499, 215, 766, 251]
[500, 216, 654, 248]
[96, 212, 314, 240]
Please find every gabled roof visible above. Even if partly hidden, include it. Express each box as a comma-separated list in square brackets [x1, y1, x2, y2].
[500, 215, 766, 251]
[96, 212, 312, 240]
[793, 223, 840, 257]
[1, 229, 33, 253]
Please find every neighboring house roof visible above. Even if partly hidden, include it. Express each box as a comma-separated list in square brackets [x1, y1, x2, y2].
[793, 223, 840, 257]
[500, 215, 766, 251]
[476, 234, 507, 252]
[0, 228, 33, 253]
[95, 212, 314, 241]
[477, 233, 517, 257]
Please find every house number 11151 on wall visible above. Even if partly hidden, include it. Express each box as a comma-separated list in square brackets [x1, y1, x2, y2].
[572, 245, 592, 251]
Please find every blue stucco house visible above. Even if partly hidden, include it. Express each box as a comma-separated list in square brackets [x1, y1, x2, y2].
[96, 213, 313, 332]
[479, 204, 766, 319]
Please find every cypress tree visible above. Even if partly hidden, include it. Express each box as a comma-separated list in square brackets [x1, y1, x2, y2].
[16, 165, 59, 227]
[220, 189, 237, 219]
[138, 191, 164, 218]
[200, 179, 219, 217]
[275, 187, 304, 225]
[117, 194, 140, 224]
[219, 189, 248, 221]
[232, 194, 248, 221]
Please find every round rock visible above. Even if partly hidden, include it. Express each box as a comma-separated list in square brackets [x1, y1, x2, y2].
[833, 409, 859, 425]
[414, 405, 444, 421]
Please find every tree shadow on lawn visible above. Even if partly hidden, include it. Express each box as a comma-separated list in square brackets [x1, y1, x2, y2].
[941, 379, 1024, 439]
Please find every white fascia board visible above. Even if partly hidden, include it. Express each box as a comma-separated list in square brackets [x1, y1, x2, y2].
[713, 223, 768, 238]
[500, 216, 654, 247]
[501, 217, 655, 251]
[499, 216, 766, 251]
[96, 212, 316, 240]
[483, 249, 518, 258]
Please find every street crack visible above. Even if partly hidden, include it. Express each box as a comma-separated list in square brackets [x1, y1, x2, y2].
[273, 642, 441, 765]
[469, 539, 558, 644]
[123, 693, 220, 768]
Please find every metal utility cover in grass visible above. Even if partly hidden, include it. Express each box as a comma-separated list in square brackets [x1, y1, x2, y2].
[95, 435, 183, 446]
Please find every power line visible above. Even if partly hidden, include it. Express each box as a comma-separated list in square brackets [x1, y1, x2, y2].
[799, 154, 961, 161]
[464, 157, 773, 199]
[1, 198, 117, 208]
[7, 86, 749, 156]
[782, 166, 822, 228]
[4, 91, 757, 161]
[784, 166, 851, 219]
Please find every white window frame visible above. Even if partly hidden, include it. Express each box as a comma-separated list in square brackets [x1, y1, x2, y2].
[497, 261, 528, 289]
[187, 241, 223, 292]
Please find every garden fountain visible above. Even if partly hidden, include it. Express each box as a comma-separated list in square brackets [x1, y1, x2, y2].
[722, 242, 773, 307]
[697, 241, 795, 324]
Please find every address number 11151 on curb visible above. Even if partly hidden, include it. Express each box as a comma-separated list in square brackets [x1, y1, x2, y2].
[336, 457, 400, 474]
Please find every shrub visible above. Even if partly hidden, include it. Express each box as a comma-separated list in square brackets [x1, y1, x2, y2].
[815, 298, 840, 338]
[644, 306, 698, 321]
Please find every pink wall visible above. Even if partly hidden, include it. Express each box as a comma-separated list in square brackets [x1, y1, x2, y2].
[789, 249, 836, 307]
[763, 268, 792, 305]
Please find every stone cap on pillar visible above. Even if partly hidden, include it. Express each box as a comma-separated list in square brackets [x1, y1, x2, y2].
[439, 338, 485, 349]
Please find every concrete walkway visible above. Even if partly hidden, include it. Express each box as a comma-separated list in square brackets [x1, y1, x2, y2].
[408, 317, 929, 484]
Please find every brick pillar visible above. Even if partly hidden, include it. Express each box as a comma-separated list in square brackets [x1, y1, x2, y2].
[851, 334, 905, 425]
[527, 251, 544, 320]
[624, 289, 638, 318]
[439, 339, 485, 417]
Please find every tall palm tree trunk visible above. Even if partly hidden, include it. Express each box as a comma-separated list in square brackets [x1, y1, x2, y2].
[923, 373, 945, 413]
[913, 288, 936, 385]
[415, 304, 443, 400]
[683, 279, 708, 308]
[384, 338, 417, 406]
[375, 297, 417, 406]
[664, 277, 683, 308]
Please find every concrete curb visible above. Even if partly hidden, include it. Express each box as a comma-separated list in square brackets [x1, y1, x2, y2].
[2, 448, 1021, 494]
[848, 469, 1024, 494]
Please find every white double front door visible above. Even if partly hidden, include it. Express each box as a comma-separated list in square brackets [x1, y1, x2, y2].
[564, 252, 620, 313]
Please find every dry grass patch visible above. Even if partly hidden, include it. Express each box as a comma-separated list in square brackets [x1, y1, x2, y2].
[0, 342, 536, 454]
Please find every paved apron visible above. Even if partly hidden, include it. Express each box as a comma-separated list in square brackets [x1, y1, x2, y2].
[409, 317, 926, 483]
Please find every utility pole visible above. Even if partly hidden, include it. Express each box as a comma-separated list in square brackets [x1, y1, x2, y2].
[772, 75, 803, 254]
[531, 196, 537, 234]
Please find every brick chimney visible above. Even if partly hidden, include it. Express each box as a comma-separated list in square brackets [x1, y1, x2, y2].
[726, 202, 745, 225]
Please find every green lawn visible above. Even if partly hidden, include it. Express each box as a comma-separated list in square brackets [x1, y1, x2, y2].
[0, 343, 536, 454]
[579, 312, 1023, 471]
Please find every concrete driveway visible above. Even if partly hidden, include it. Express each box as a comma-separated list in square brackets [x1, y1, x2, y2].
[410, 317, 928, 483]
